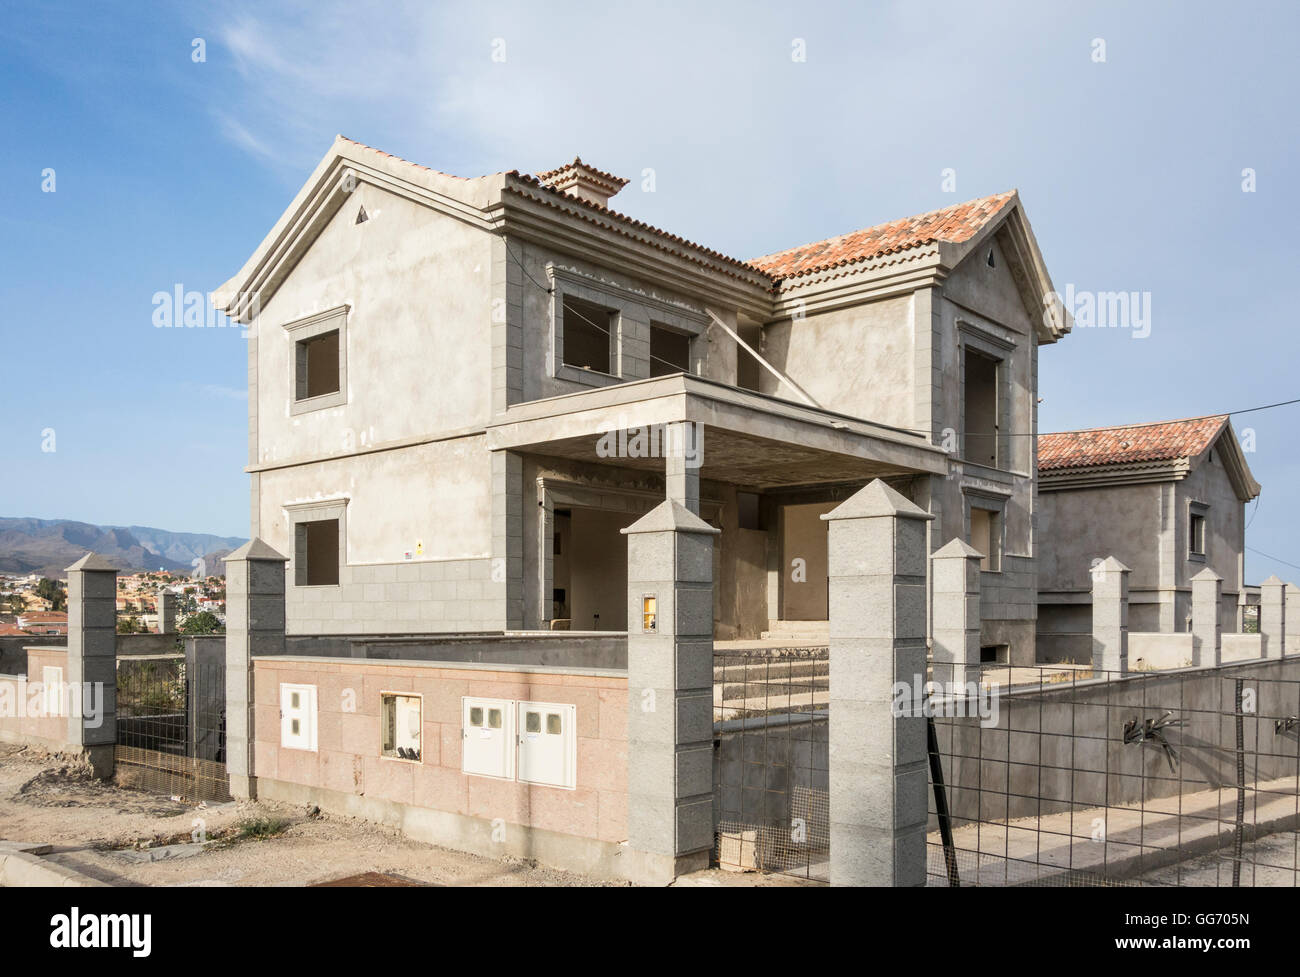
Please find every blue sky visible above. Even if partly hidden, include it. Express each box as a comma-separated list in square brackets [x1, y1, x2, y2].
[1, 0, 1297, 580]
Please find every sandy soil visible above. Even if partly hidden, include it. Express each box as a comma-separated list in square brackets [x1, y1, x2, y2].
[0, 745, 811, 887]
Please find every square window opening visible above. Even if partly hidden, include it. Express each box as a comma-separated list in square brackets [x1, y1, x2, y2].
[381, 693, 422, 762]
[649, 323, 691, 377]
[296, 330, 340, 401]
[562, 296, 614, 374]
[295, 519, 340, 586]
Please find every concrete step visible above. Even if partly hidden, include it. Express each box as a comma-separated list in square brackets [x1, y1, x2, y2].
[713, 660, 829, 681]
[761, 620, 830, 641]
[718, 675, 829, 701]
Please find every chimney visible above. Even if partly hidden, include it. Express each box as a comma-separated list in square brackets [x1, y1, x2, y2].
[536, 157, 630, 208]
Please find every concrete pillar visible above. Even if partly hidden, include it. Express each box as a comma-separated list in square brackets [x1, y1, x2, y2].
[224, 538, 287, 800]
[1191, 566, 1223, 668]
[1260, 575, 1286, 659]
[64, 552, 118, 777]
[931, 538, 982, 689]
[663, 421, 701, 515]
[823, 479, 932, 887]
[621, 500, 719, 883]
[1090, 557, 1131, 675]
[1287, 583, 1300, 656]
[157, 589, 177, 635]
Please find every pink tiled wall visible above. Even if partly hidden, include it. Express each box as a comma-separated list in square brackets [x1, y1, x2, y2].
[0, 647, 69, 745]
[251, 659, 629, 843]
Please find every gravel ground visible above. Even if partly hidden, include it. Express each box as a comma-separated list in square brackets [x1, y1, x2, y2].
[0, 744, 812, 887]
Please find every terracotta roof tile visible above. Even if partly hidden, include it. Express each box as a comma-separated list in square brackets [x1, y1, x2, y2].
[1038, 416, 1228, 472]
[748, 191, 1017, 282]
[332, 139, 1021, 289]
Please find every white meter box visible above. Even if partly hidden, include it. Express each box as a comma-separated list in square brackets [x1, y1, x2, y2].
[462, 697, 515, 780]
[517, 701, 577, 789]
[280, 683, 318, 751]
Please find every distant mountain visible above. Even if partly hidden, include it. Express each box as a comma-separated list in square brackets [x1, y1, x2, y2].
[0, 518, 246, 578]
[119, 525, 247, 569]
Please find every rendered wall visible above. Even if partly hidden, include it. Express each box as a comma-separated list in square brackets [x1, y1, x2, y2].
[250, 657, 629, 852]
[0, 647, 70, 749]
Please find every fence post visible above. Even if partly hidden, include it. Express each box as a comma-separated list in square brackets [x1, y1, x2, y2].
[823, 479, 932, 887]
[1288, 583, 1300, 657]
[224, 538, 287, 800]
[1260, 576, 1286, 659]
[621, 500, 719, 883]
[64, 552, 118, 778]
[1191, 566, 1223, 668]
[1091, 556, 1130, 675]
[157, 589, 177, 635]
[931, 538, 982, 689]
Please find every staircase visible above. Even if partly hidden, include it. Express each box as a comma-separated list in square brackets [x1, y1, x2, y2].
[759, 620, 830, 642]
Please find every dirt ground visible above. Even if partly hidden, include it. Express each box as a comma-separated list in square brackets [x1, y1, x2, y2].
[0, 745, 811, 887]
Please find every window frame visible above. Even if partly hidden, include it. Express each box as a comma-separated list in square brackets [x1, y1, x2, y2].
[1188, 501, 1209, 561]
[380, 691, 424, 764]
[956, 320, 1015, 472]
[283, 305, 349, 415]
[546, 264, 706, 388]
[286, 498, 348, 588]
[964, 489, 1008, 573]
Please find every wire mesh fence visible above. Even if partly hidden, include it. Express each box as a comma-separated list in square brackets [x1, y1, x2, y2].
[712, 644, 829, 880]
[925, 660, 1300, 887]
[115, 653, 229, 802]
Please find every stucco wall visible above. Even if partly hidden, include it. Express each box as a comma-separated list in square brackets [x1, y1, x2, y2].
[251, 657, 629, 846]
[252, 184, 494, 463]
[0, 647, 69, 749]
[759, 293, 914, 426]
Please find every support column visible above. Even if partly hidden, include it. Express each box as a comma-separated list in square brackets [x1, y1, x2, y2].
[64, 553, 118, 777]
[823, 480, 932, 887]
[1287, 583, 1300, 656]
[1090, 556, 1131, 675]
[622, 500, 719, 884]
[1191, 566, 1223, 668]
[224, 538, 287, 800]
[1260, 575, 1286, 659]
[663, 421, 701, 515]
[157, 589, 177, 635]
[931, 538, 982, 689]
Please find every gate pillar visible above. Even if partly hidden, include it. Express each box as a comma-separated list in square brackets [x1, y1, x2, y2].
[224, 538, 288, 800]
[64, 552, 119, 778]
[823, 480, 932, 887]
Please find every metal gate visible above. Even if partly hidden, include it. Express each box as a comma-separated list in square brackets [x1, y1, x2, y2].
[926, 661, 1300, 887]
[115, 640, 229, 802]
[712, 644, 829, 880]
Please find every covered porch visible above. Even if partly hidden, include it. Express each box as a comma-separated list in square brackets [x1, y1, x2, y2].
[487, 374, 948, 638]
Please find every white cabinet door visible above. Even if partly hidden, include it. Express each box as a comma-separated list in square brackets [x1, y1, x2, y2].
[462, 697, 514, 779]
[517, 701, 576, 789]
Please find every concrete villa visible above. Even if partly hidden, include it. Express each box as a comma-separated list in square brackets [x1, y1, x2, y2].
[1035, 414, 1261, 663]
[213, 136, 1069, 662]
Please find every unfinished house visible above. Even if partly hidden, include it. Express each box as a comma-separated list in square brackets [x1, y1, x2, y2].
[214, 136, 1068, 657]
[1035, 415, 1261, 663]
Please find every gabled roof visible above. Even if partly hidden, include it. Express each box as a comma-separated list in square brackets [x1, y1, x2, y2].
[1039, 415, 1228, 471]
[215, 138, 1064, 340]
[749, 191, 1018, 282]
[1038, 415, 1260, 500]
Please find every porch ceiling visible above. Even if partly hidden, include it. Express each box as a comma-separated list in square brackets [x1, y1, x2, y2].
[486, 374, 948, 489]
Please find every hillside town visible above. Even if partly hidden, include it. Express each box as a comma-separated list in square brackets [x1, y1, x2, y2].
[0, 569, 226, 636]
